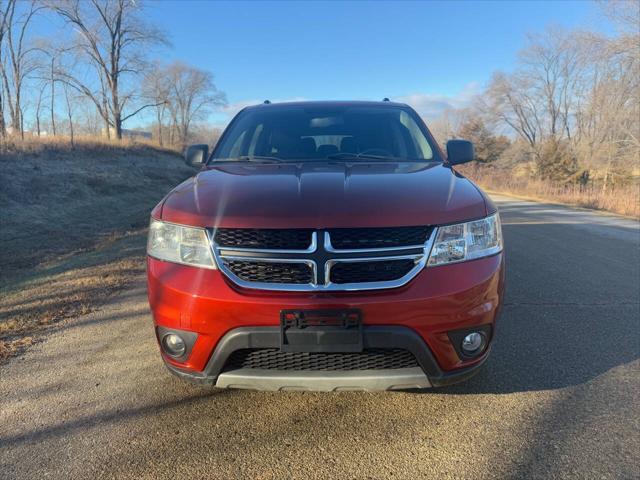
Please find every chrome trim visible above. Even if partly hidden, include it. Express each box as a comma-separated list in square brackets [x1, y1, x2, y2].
[212, 228, 436, 292]
[323, 231, 426, 253]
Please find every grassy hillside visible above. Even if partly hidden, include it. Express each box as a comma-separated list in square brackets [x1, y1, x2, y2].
[0, 138, 196, 359]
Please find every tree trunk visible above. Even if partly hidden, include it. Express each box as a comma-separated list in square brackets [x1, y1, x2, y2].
[35, 85, 44, 137]
[156, 108, 163, 146]
[18, 106, 23, 139]
[114, 113, 122, 140]
[69, 115, 74, 148]
[50, 58, 56, 136]
[182, 124, 188, 147]
[65, 88, 74, 149]
[602, 149, 613, 195]
[112, 74, 122, 140]
[15, 90, 22, 138]
[0, 95, 5, 137]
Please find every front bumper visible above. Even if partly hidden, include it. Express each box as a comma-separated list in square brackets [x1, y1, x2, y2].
[161, 326, 491, 391]
[148, 252, 505, 389]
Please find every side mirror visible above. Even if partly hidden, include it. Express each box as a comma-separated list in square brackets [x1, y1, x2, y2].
[446, 139, 474, 166]
[185, 144, 208, 166]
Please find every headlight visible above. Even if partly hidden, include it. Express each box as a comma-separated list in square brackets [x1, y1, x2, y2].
[147, 218, 216, 269]
[427, 213, 502, 266]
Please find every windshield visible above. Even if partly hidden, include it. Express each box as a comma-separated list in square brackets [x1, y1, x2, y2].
[211, 105, 438, 162]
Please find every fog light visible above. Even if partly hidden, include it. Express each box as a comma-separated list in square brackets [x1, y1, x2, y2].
[162, 333, 186, 357]
[461, 332, 486, 355]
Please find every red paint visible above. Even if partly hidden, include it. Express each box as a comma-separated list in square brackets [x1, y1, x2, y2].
[160, 163, 489, 229]
[148, 253, 505, 373]
[146, 101, 505, 378]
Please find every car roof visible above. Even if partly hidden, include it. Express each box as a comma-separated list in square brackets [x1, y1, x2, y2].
[245, 100, 410, 110]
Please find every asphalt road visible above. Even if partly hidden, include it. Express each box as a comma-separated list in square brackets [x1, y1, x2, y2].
[1, 194, 639, 480]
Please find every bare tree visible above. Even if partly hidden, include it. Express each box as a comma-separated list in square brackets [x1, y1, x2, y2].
[143, 62, 171, 146]
[49, 0, 167, 140]
[518, 28, 582, 140]
[469, 12, 639, 184]
[457, 116, 510, 163]
[481, 28, 587, 148]
[0, 0, 43, 138]
[34, 81, 46, 136]
[63, 82, 75, 148]
[161, 61, 226, 147]
[599, 0, 640, 37]
[48, 50, 56, 136]
[29, 41, 64, 137]
[482, 71, 542, 148]
[0, 0, 11, 137]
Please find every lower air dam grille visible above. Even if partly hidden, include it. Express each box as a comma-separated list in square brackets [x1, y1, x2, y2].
[224, 348, 419, 371]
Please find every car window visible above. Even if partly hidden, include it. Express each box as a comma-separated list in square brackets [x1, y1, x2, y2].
[247, 124, 263, 156]
[213, 105, 438, 162]
[227, 130, 246, 158]
[400, 110, 433, 159]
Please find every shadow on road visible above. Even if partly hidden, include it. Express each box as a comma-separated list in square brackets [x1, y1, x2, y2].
[432, 210, 640, 395]
[2, 201, 639, 478]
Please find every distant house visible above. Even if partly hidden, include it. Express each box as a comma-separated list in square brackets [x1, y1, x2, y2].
[7, 126, 49, 137]
[101, 127, 152, 140]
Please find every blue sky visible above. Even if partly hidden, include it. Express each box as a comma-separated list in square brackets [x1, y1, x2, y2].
[28, 0, 610, 129]
[141, 0, 607, 127]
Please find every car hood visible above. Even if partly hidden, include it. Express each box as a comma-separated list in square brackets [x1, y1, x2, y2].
[158, 162, 488, 228]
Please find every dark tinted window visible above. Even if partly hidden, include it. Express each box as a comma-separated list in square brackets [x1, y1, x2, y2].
[213, 105, 437, 162]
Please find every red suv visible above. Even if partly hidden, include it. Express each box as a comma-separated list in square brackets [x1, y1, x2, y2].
[147, 101, 505, 391]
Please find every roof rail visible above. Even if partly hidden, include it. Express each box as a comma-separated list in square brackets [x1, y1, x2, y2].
[382, 97, 390, 102]
[263, 100, 271, 104]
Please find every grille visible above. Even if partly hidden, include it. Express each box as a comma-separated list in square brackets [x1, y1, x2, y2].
[214, 225, 434, 290]
[214, 228, 313, 250]
[328, 226, 431, 249]
[330, 259, 417, 284]
[223, 260, 313, 284]
[224, 348, 419, 371]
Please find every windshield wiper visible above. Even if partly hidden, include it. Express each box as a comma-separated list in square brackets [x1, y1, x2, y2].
[325, 152, 418, 162]
[234, 155, 284, 163]
[212, 156, 284, 164]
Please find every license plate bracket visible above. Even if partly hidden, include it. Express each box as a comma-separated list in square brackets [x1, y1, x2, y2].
[280, 309, 363, 353]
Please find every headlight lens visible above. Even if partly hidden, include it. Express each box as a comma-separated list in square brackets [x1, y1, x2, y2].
[428, 213, 502, 266]
[147, 218, 216, 269]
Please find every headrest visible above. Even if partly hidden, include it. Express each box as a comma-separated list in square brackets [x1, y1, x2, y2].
[340, 137, 357, 153]
[300, 137, 317, 156]
[317, 144, 339, 157]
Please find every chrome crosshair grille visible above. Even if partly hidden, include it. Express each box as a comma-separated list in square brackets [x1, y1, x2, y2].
[210, 227, 436, 292]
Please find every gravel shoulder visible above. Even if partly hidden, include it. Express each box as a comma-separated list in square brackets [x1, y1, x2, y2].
[1, 195, 639, 480]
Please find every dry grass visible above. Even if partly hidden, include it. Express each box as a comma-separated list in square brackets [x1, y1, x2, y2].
[0, 136, 194, 277]
[0, 231, 146, 359]
[460, 164, 640, 218]
[0, 138, 195, 360]
[0, 134, 181, 157]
